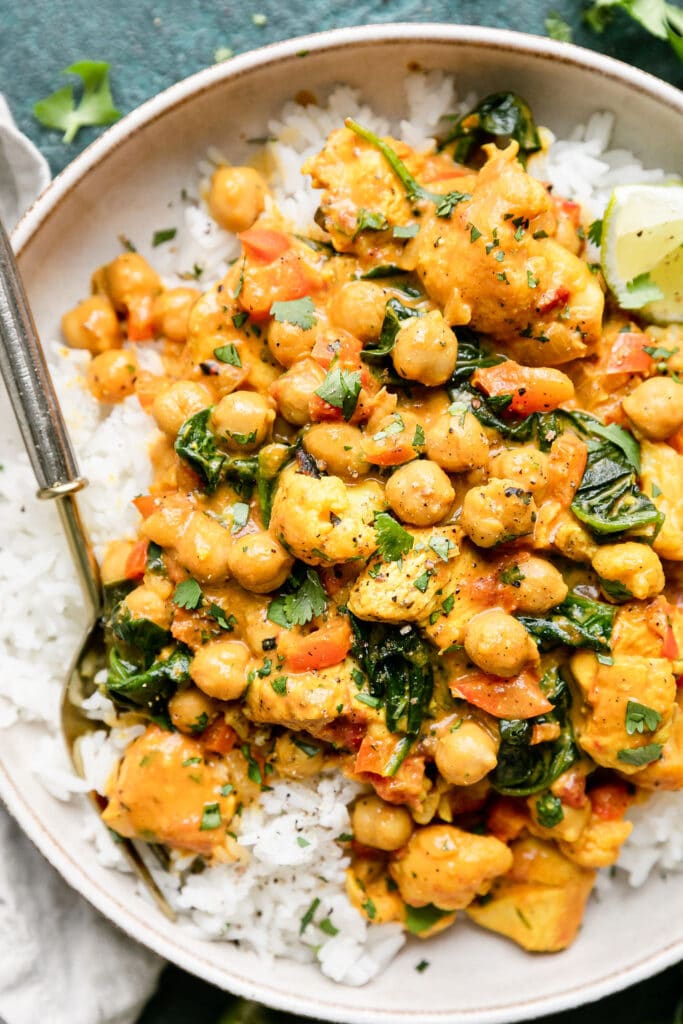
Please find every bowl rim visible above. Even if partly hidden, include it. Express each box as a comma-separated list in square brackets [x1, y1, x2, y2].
[5, 22, 683, 1024]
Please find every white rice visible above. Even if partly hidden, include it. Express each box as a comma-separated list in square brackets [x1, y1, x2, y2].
[1, 70, 681, 982]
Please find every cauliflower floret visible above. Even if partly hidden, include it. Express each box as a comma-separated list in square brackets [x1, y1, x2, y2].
[591, 542, 665, 601]
[639, 441, 683, 561]
[269, 465, 384, 565]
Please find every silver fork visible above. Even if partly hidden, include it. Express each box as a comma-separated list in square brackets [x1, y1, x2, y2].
[0, 217, 174, 919]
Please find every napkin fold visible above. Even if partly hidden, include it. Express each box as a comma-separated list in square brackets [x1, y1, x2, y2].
[0, 95, 163, 1024]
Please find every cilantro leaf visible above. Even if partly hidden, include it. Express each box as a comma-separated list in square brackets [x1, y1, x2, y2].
[314, 365, 362, 420]
[231, 501, 250, 533]
[435, 191, 472, 218]
[152, 228, 177, 247]
[34, 61, 121, 143]
[199, 803, 222, 831]
[355, 208, 390, 235]
[587, 219, 603, 246]
[620, 272, 665, 310]
[214, 344, 242, 367]
[270, 296, 317, 330]
[404, 904, 451, 935]
[545, 11, 573, 40]
[625, 700, 662, 735]
[500, 564, 526, 587]
[374, 512, 414, 562]
[208, 604, 236, 631]
[393, 223, 419, 239]
[267, 569, 327, 629]
[428, 536, 453, 562]
[535, 793, 564, 827]
[173, 578, 203, 610]
[617, 743, 663, 767]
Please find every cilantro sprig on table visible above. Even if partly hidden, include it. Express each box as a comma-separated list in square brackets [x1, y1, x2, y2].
[33, 61, 121, 143]
[584, 0, 683, 64]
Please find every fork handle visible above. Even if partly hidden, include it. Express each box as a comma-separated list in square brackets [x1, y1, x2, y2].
[0, 218, 100, 615]
[0, 218, 85, 497]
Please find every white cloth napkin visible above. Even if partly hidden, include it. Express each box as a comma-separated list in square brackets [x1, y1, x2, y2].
[0, 96, 163, 1024]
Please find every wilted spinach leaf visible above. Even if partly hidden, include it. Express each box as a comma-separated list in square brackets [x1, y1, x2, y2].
[449, 330, 506, 383]
[175, 408, 258, 496]
[361, 298, 419, 362]
[517, 592, 615, 654]
[108, 602, 169, 666]
[438, 92, 541, 166]
[106, 646, 191, 712]
[571, 439, 663, 538]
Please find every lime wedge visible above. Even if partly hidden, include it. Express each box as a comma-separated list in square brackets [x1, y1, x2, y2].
[601, 182, 683, 324]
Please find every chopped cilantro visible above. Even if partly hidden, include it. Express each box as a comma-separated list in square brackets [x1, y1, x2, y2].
[617, 743, 663, 767]
[214, 343, 242, 366]
[173, 578, 203, 610]
[527, 270, 538, 288]
[152, 227, 177, 247]
[373, 413, 405, 441]
[231, 501, 250, 533]
[319, 917, 339, 936]
[393, 223, 419, 239]
[336, 833, 353, 842]
[625, 700, 662, 736]
[500, 564, 526, 587]
[199, 802, 222, 831]
[208, 604, 236, 631]
[373, 512, 414, 562]
[355, 208, 390, 235]
[227, 429, 257, 446]
[232, 311, 249, 329]
[33, 61, 121, 143]
[297, 836, 310, 848]
[271, 676, 288, 696]
[267, 569, 327, 629]
[470, 224, 482, 243]
[220, 783, 235, 797]
[621, 272, 665, 310]
[314, 365, 362, 420]
[292, 736, 321, 758]
[270, 296, 317, 330]
[361, 898, 377, 920]
[355, 692, 382, 709]
[182, 757, 202, 767]
[413, 424, 426, 448]
[545, 12, 573, 41]
[428, 535, 453, 562]
[414, 570, 433, 593]
[300, 897, 320, 934]
[442, 594, 455, 614]
[435, 191, 472, 218]
[241, 744, 264, 785]
[587, 219, 603, 246]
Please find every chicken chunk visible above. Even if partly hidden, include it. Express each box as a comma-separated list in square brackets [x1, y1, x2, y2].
[639, 441, 683, 561]
[102, 725, 236, 854]
[633, 692, 683, 790]
[270, 466, 384, 566]
[466, 837, 595, 952]
[389, 824, 513, 912]
[559, 814, 633, 868]
[422, 542, 495, 649]
[348, 526, 460, 622]
[244, 656, 359, 733]
[570, 650, 676, 773]
[405, 144, 603, 363]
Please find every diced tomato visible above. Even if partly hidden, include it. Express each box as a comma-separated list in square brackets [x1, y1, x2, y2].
[451, 669, 553, 720]
[535, 286, 570, 315]
[239, 250, 322, 320]
[546, 433, 588, 508]
[676, 675, 683, 688]
[606, 332, 653, 375]
[279, 617, 352, 673]
[590, 783, 631, 821]
[354, 733, 404, 776]
[126, 294, 156, 341]
[238, 228, 291, 263]
[132, 494, 157, 519]
[201, 718, 237, 756]
[668, 425, 683, 454]
[662, 622, 680, 661]
[362, 429, 420, 466]
[487, 797, 529, 842]
[308, 393, 345, 423]
[319, 715, 365, 751]
[312, 328, 363, 370]
[124, 539, 148, 581]
[471, 361, 574, 415]
[368, 757, 425, 806]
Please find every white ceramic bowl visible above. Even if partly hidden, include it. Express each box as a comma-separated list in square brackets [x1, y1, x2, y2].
[3, 24, 683, 1024]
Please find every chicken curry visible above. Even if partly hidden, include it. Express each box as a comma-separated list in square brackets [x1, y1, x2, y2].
[61, 93, 683, 954]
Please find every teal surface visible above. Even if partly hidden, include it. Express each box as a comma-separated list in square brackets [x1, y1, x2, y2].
[0, 1, 681, 1022]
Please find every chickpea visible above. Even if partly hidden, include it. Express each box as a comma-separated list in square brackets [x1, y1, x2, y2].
[592, 542, 665, 601]
[61, 295, 122, 353]
[152, 381, 213, 437]
[175, 511, 232, 583]
[351, 794, 414, 852]
[122, 584, 172, 630]
[489, 446, 549, 499]
[389, 824, 513, 911]
[211, 390, 275, 451]
[362, 410, 424, 466]
[435, 722, 499, 786]
[391, 310, 458, 386]
[425, 409, 489, 473]
[207, 165, 267, 233]
[227, 530, 294, 594]
[270, 357, 326, 426]
[385, 460, 454, 526]
[304, 423, 369, 477]
[273, 733, 325, 780]
[87, 349, 138, 403]
[328, 281, 388, 340]
[622, 377, 683, 441]
[190, 639, 251, 701]
[461, 478, 537, 548]
[464, 609, 538, 677]
[267, 318, 317, 368]
[100, 540, 134, 584]
[168, 686, 219, 734]
[151, 287, 201, 342]
[508, 556, 568, 613]
[98, 252, 161, 311]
